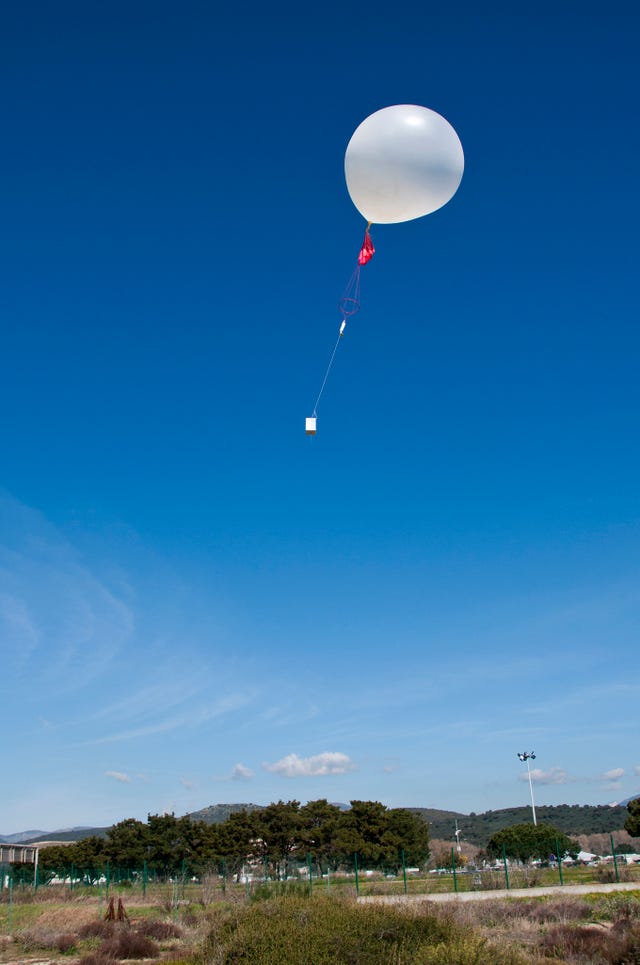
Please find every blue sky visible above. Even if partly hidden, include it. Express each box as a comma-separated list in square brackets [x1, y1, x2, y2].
[1, 1, 639, 833]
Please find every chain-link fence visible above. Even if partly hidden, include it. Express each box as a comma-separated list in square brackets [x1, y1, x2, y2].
[2, 847, 639, 906]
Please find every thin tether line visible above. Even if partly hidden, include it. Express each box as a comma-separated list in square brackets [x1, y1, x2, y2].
[312, 330, 344, 418]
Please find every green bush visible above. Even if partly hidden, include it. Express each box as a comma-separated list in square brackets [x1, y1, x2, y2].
[250, 880, 310, 902]
[199, 895, 528, 964]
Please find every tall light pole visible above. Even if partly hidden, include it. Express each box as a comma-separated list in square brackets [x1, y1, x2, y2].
[517, 752, 537, 825]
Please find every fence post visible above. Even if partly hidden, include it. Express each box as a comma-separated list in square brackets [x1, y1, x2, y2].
[451, 848, 458, 893]
[326, 865, 330, 895]
[8, 875, 13, 932]
[610, 834, 620, 883]
[402, 849, 407, 895]
[307, 853, 313, 894]
[555, 838, 564, 886]
[354, 853, 359, 897]
[502, 845, 510, 890]
[221, 857, 226, 895]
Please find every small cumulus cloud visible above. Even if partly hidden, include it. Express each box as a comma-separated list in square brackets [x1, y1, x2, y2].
[522, 767, 573, 786]
[263, 752, 356, 778]
[105, 770, 132, 784]
[600, 768, 624, 781]
[598, 767, 625, 791]
[231, 763, 255, 781]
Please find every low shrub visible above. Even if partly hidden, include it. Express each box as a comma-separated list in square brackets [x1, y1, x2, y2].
[78, 931, 159, 964]
[504, 898, 592, 924]
[595, 863, 635, 883]
[15, 926, 79, 953]
[540, 921, 640, 962]
[590, 891, 640, 922]
[15, 926, 62, 951]
[136, 919, 183, 939]
[56, 932, 78, 952]
[101, 931, 159, 959]
[77, 920, 117, 939]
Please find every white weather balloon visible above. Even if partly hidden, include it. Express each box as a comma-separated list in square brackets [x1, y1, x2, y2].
[344, 104, 464, 225]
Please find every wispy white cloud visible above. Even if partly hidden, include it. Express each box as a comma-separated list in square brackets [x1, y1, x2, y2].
[88, 682, 203, 725]
[105, 771, 132, 784]
[524, 681, 640, 717]
[0, 591, 40, 660]
[260, 702, 320, 727]
[634, 765, 640, 777]
[231, 763, 255, 781]
[84, 717, 188, 745]
[0, 493, 133, 692]
[180, 777, 196, 790]
[82, 689, 257, 745]
[263, 752, 356, 778]
[523, 767, 575, 786]
[197, 692, 257, 722]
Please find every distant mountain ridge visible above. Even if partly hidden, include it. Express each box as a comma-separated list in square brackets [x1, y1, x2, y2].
[0, 830, 46, 844]
[3, 799, 637, 847]
[2, 827, 109, 845]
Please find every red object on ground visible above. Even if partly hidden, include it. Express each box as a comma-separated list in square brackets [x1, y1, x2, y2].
[357, 229, 375, 265]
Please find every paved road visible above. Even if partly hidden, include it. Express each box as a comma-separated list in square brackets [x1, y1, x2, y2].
[358, 881, 640, 904]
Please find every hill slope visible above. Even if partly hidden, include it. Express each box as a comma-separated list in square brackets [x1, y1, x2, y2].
[412, 804, 631, 846]
[187, 803, 264, 824]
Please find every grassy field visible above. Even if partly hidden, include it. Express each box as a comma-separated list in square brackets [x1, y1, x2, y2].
[1, 881, 640, 963]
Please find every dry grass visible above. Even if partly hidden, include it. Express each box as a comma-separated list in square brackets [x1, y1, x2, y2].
[3, 885, 640, 964]
[2, 896, 193, 965]
[422, 892, 640, 963]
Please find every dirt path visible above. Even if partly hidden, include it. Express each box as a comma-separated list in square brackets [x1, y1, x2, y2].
[359, 881, 640, 904]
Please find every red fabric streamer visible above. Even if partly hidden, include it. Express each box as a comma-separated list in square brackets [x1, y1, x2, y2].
[357, 229, 375, 265]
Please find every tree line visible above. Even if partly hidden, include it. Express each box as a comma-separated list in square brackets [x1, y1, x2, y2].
[30, 800, 430, 881]
[485, 823, 579, 864]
